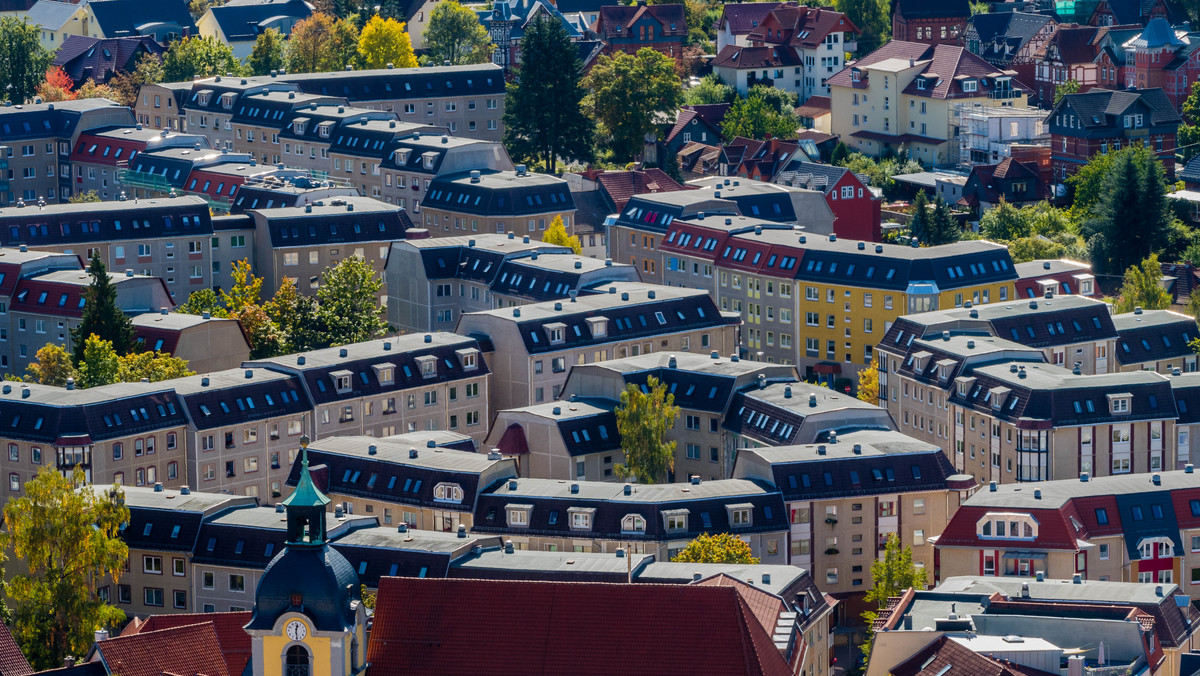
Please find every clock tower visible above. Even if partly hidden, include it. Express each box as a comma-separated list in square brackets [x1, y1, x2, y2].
[244, 438, 367, 676]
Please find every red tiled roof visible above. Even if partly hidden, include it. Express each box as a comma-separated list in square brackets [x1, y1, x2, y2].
[685, 103, 732, 128]
[826, 40, 933, 88]
[935, 505, 1081, 549]
[0, 623, 31, 676]
[594, 169, 692, 211]
[719, 2, 786, 35]
[899, 44, 1032, 99]
[713, 45, 802, 69]
[795, 129, 836, 144]
[132, 613, 252, 676]
[748, 6, 860, 49]
[96, 623, 231, 676]
[694, 573, 786, 634]
[593, 4, 686, 38]
[891, 634, 1056, 676]
[366, 578, 793, 676]
[794, 96, 831, 118]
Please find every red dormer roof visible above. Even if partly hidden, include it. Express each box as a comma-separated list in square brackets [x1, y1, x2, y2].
[900, 44, 1033, 99]
[593, 169, 692, 212]
[593, 3, 686, 38]
[71, 134, 144, 167]
[748, 5, 860, 50]
[10, 279, 88, 318]
[719, 2, 786, 36]
[826, 40, 933, 89]
[934, 505, 1082, 550]
[130, 613, 252, 676]
[95, 622, 231, 676]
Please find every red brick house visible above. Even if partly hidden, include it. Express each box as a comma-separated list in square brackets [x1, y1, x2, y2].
[1046, 87, 1181, 184]
[1089, 0, 1183, 27]
[1124, 18, 1200, 112]
[592, 2, 686, 65]
[774, 161, 881, 242]
[1030, 24, 1136, 105]
[891, 0, 969, 46]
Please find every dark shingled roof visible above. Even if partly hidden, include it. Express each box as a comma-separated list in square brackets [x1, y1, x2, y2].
[893, 0, 969, 20]
[207, 0, 311, 41]
[85, 0, 197, 38]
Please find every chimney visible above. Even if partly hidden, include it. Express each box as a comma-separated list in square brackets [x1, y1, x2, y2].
[457, 524, 467, 538]
[409, 449, 418, 459]
[180, 486, 190, 495]
[66, 377, 74, 390]
[504, 540, 515, 553]
[95, 629, 109, 643]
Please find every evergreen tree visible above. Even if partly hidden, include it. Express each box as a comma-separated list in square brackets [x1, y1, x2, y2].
[377, 0, 405, 20]
[71, 254, 135, 363]
[614, 375, 680, 484]
[247, 28, 286, 75]
[925, 195, 959, 245]
[0, 16, 53, 103]
[833, 0, 888, 54]
[1085, 146, 1170, 274]
[502, 15, 595, 173]
[908, 189, 929, 243]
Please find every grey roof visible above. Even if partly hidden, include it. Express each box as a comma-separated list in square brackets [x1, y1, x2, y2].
[306, 434, 496, 472]
[1111, 308, 1196, 331]
[738, 381, 882, 416]
[742, 429, 941, 463]
[937, 575, 1184, 606]
[333, 525, 494, 553]
[495, 477, 774, 503]
[462, 282, 714, 323]
[962, 468, 1198, 510]
[582, 351, 779, 378]
[26, 0, 83, 30]
[453, 548, 655, 575]
[506, 399, 615, 422]
[131, 312, 235, 331]
[251, 333, 475, 370]
[1014, 259, 1092, 279]
[98, 483, 246, 512]
[1126, 17, 1184, 49]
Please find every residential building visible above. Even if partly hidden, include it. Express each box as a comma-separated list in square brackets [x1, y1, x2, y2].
[961, 11, 1056, 90]
[131, 310, 251, 373]
[1013, 259, 1098, 300]
[377, 133, 514, 211]
[957, 157, 1047, 213]
[246, 195, 412, 299]
[0, 195, 214, 300]
[1031, 24, 1141, 106]
[51, 35, 165, 87]
[1112, 308, 1199, 374]
[772, 161, 882, 242]
[367, 577, 821, 676]
[951, 102, 1049, 169]
[26, 0, 92, 51]
[79, 0, 197, 41]
[385, 234, 638, 334]
[891, 0, 969, 45]
[715, 1, 787, 54]
[1168, 371, 1200, 468]
[1046, 87, 1181, 184]
[484, 399, 622, 482]
[828, 41, 1033, 167]
[471, 476, 789, 562]
[1122, 18, 1200, 112]
[133, 81, 194, 131]
[1090, 0, 1184, 27]
[69, 124, 212, 202]
[728, 138, 815, 183]
[734, 4, 860, 101]
[246, 333, 492, 445]
[0, 98, 134, 205]
[196, 0, 311, 59]
[332, 524, 501, 588]
[733, 429, 976, 601]
[654, 108, 724, 164]
[658, 219, 1017, 376]
[480, 0, 584, 74]
[723, 380, 897, 451]
[280, 433, 517, 531]
[454, 282, 740, 411]
[227, 176, 359, 214]
[592, 3, 687, 65]
[418, 168, 576, 240]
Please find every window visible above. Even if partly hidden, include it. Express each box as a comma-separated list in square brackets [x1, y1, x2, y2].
[143, 555, 163, 574]
[286, 645, 310, 676]
[229, 574, 245, 592]
[621, 514, 646, 533]
[203, 571, 215, 589]
[173, 558, 185, 576]
[144, 588, 164, 607]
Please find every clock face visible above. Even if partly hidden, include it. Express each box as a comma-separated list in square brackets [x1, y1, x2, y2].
[286, 620, 307, 641]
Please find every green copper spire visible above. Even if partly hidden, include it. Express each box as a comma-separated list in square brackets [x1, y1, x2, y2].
[282, 436, 331, 546]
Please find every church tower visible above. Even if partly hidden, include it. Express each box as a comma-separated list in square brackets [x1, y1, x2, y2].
[245, 437, 367, 676]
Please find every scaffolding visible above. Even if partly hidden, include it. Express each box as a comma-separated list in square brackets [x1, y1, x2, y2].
[950, 101, 1049, 170]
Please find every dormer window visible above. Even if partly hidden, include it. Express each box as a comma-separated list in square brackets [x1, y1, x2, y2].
[293, 120, 307, 135]
[1138, 537, 1173, 559]
[568, 507, 595, 531]
[621, 514, 646, 534]
[373, 363, 395, 385]
[416, 355, 437, 378]
[1108, 393, 1131, 414]
[545, 322, 566, 345]
[433, 482, 463, 503]
[331, 370, 353, 393]
[456, 348, 479, 370]
[916, 77, 926, 90]
[977, 512, 1037, 539]
[318, 122, 332, 138]
[663, 509, 688, 533]
[851, 68, 861, 82]
[506, 503, 532, 527]
[587, 316, 608, 338]
[961, 79, 978, 92]
[196, 91, 211, 106]
[220, 93, 235, 109]
[990, 387, 1010, 410]
[727, 503, 753, 528]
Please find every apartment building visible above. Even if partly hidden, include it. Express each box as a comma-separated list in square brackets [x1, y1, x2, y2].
[420, 168, 576, 239]
[178, 76, 302, 151]
[107, 485, 256, 617]
[734, 429, 975, 600]
[0, 381, 191, 504]
[134, 82, 194, 132]
[962, 11, 1056, 91]
[0, 196, 214, 300]
[934, 469, 1200, 592]
[1030, 24, 1138, 106]
[828, 40, 1033, 167]
[385, 234, 637, 334]
[246, 195, 412, 298]
[280, 433, 517, 532]
[172, 367, 312, 500]
[242, 100, 395, 173]
[724, 380, 896, 452]
[247, 333, 492, 446]
[377, 133, 513, 211]
[454, 282, 741, 411]
[470, 476, 790, 562]
[484, 399, 622, 482]
[1046, 87, 1181, 182]
[1112, 308, 1198, 373]
[0, 98, 135, 205]
[70, 125, 212, 201]
[658, 220, 1017, 376]
[1014, 258, 1097, 300]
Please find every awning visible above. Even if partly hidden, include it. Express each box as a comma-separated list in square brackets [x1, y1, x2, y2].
[1001, 551, 1048, 560]
[55, 434, 93, 446]
[813, 363, 841, 374]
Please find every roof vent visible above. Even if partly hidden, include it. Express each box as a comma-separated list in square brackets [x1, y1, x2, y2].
[554, 302, 562, 311]
[244, 369, 253, 379]
[714, 191, 721, 198]
[297, 355, 306, 365]
[1080, 472, 1089, 482]
[153, 482, 163, 492]
[383, 341, 392, 351]
[487, 449, 502, 460]
[731, 355, 739, 362]
[569, 483, 579, 494]
[754, 225, 762, 235]
[552, 406, 561, 415]
[989, 480, 997, 492]
[875, 245, 883, 253]
[809, 393, 817, 407]
[828, 234, 836, 242]
[1173, 367, 1182, 376]
[1134, 306, 1143, 314]
[1072, 574, 1082, 584]
[1072, 364, 1081, 375]
[202, 311, 211, 319]
[409, 449, 418, 459]
[427, 439, 436, 448]
[605, 258, 612, 267]
[799, 235, 806, 244]
[1029, 300, 1037, 310]
[725, 218, 732, 225]
[621, 292, 629, 301]
[457, 524, 467, 538]
[424, 334, 432, 343]
[180, 486, 190, 495]
[784, 385, 792, 399]
[1152, 473, 1161, 485]
[697, 212, 705, 220]
[690, 475, 701, 485]
[648, 290, 656, 299]
[1009, 363, 1018, 373]
[1155, 584, 1164, 597]
[966, 340, 975, 349]
[126, 269, 133, 277]
[692, 572, 702, 581]
[275, 503, 286, 513]
[623, 484, 632, 495]
[2, 384, 10, 395]
[615, 548, 625, 558]
[1018, 367, 1027, 379]
[523, 236, 530, 243]
[1035, 571, 1044, 582]
[574, 261, 582, 269]
[668, 355, 677, 369]
[397, 523, 408, 533]
[857, 241, 865, 250]
[1033, 489, 1041, 499]
[20, 386, 29, 399]
[1044, 290, 1053, 300]
[504, 540, 514, 554]
[1043, 261, 1051, 270]
[852, 444, 862, 454]
[942, 330, 950, 341]
[1187, 464, 1194, 474]
[160, 307, 169, 316]
[367, 445, 377, 455]
[816, 445, 826, 455]
[757, 373, 766, 389]
[513, 308, 520, 317]
[339, 348, 348, 357]
[508, 479, 518, 490]
[66, 377, 74, 390]
[386, 63, 394, 69]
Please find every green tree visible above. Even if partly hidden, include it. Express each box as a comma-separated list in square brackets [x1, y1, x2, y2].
[76, 335, 120, 388]
[979, 196, 1030, 241]
[287, 13, 360, 73]
[1065, 147, 1118, 218]
[265, 278, 322, 353]
[1006, 235, 1068, 263]
[502, 15, 595, 173]
[377, 0, 405, 21]
[747, 84, 797, 115]
[247, 28, 287, 76]
[1112, 254, 1171, 314]
[683, 74, 736, 106]
[25, 344, 78, 386]
[614, 375, 679, 483]
[907, 189, 929, 242]
[0, 16, 53, 103]
[162, 35, 243, 82]
[925, 195, 959, 245]
[721, 90, 798, 141]
[71, 254, 136, 363]
[1082, 145, 1171, 274]
[316, 256, 387, 346]
[108, 52, 163, 108]
[584, 48, 684, 161]
[176, 288, 229, 318]
[1180, 81, 1200, 163]
[861, 534, 924, 663]
[3, 469, 128, 670]
[422, 0, 493, 65]
[117, 351, 194, 382]
[541, 215, 582, 254]
[357, 15, 418, 70]
[857, 358, 879, 403]
[1187, 288, 1200, 321]
[834, 0, 888, 54]
[830, 141, 851, 165]
[670, 532, 759, 564]
[68, 190, 101, 203]
[969, 0, 990, 15]
[1054, 78, 1080, 106]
